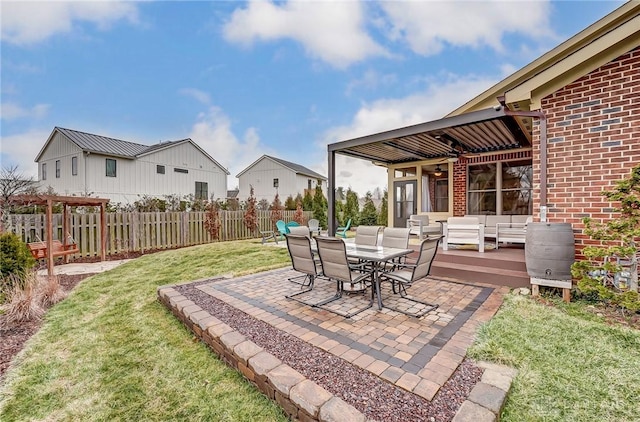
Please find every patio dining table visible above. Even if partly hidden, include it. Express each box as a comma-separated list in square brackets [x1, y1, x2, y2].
[311, 239, 413, 312]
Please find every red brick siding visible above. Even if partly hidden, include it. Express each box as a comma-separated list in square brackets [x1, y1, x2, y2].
[534, 46, 640, 255]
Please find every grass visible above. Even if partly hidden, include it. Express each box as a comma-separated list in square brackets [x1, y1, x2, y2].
[468, 294, 640, 422]
[0, 240, 291, 421]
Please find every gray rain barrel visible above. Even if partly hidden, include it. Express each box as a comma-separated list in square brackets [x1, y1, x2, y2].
[525, 222, 575, 280]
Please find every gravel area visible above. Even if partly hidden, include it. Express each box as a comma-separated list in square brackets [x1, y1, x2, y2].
[176, 279, 483, 422]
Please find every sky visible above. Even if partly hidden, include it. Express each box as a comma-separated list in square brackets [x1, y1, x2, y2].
[0, 0, 625, 196]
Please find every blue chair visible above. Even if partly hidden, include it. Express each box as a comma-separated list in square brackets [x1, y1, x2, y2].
[336, 219, 352, 238]
[275, 220, 288, 240]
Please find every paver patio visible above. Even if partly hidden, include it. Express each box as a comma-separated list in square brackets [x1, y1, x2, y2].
[191, 267, 509, 401]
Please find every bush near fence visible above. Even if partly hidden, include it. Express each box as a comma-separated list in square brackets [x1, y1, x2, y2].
[8, 211, 311, 258]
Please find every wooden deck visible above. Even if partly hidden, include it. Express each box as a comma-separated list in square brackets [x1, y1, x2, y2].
[427, 244, 529, 288]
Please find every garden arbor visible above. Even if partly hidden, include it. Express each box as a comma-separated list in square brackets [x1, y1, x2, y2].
[5, 194, 109, 276]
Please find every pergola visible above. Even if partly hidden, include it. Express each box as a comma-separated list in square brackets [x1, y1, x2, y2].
[326, 106, 546, 234]
[6, 194, 110, 276]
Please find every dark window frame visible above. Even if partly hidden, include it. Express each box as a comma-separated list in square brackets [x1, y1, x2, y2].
[157, 165, 165, 174]
[72, 156, 78, 176]
[106, 158, 117, 177]
[195, 181, 208, 200]
[55, 160, 61, 178]
[42, 163, 47, 180]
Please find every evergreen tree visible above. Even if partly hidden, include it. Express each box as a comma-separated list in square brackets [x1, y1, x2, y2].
[377, 189, 388, 226]
[302, 190, 314, 211]
[359, 191, 378, 226]
[284, 195, 296, 210]
[344, 188, 360, 226]
[312, 186, 328, 228]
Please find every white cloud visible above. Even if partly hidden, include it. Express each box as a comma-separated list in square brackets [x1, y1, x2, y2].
[223, 0, 388, 68]
[188, 106, 275, 188]
[1, 103, 50, 121]
[380, 0, 552, 55]
[1, 1, 139, 45]
[0, 128, 51, 178]
[316, 75, 499, 195]
[179, 88, 211, 105]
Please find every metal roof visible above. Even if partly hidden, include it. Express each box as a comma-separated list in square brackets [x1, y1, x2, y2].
[237, 154, 327, 180]
[328, 107, 530, 164]
[55, 127, 149, 159]
[266, 155, 327, 180]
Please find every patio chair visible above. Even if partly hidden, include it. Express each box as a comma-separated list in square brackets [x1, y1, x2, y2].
[288, 225, 311, 237]
[407, 214, 443, 239]
[284, 234, 322, 302]
[442, 216, 485, 252]
[335, 218, 352, 238]
[308, 219, 321, 236]
[380, 227, 411, 270]
[275, 220, 288, 241]
[380, 236, 442, 317]
[314, 236, 374, 318]
[354, 225, 382, 246]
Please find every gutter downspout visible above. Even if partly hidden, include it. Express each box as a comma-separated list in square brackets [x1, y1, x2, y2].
[497, 97, 547, 221]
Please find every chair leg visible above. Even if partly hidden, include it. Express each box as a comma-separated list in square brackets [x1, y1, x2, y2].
[313, 279, 373, 318]
[382, 279, 439, 318]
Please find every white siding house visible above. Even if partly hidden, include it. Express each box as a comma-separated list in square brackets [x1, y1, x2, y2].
[236, 155, 327, 203]
[34, 127, 229, 204]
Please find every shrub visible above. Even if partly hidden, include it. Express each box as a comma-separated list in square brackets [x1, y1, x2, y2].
[1, 270, 44, 325]
[1, 232, 36, 284]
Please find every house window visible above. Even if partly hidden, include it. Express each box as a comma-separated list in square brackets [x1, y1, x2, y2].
[157, 165, 165, 174]
[195, 181, 208, 200]
[308, 179, 312, 190]
[42, 163, 47, 180]
[394, 167, 417, 178]
[72, 156, 78, 176]
[174, 168, 188, 174]
[106, 158, 117, 177]
[467, 160, 532, 215]
[55, 160, 61, 178]
[317, 179, 322, 187]
[434, 179, 449, 212]
[273, 178, 279, 188]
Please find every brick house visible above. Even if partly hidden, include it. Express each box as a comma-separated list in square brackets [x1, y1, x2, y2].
[326, 1, 639, 259]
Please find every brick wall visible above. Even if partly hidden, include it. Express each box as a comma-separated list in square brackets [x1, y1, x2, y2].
[534, 46, 640, 253]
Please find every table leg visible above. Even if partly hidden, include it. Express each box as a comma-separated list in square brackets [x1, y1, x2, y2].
[374, 265, 383, 310]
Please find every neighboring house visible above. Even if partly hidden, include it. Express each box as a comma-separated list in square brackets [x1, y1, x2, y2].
[35, 127, 229, 204]
[327, 1, 639, 258]
[236, 155, 327, 203]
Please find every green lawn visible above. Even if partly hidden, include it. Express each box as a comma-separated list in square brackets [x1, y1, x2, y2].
[2, 239, 639, 421]
[0, 241, 291, 421]
[468, 294, 640, 422]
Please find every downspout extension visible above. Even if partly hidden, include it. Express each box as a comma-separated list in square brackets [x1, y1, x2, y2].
[497, 97, 547, 219]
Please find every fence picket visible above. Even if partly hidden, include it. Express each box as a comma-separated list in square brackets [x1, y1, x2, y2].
[9, 210, 311, 258]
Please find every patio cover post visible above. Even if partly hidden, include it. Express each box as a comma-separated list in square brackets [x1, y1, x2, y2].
[328, 148, 336, 236]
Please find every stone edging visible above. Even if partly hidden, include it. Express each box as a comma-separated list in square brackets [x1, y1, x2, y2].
[158, 283, 517, 422]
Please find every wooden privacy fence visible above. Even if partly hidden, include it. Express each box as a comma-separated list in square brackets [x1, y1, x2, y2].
[9, 210, 312, 258]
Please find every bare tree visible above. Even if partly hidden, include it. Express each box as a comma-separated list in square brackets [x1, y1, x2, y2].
[0, 166, 37, 232]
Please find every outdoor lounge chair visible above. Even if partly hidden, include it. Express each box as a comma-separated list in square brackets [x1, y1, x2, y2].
[335, 218, 351, 238]
[284, 234, 322, 302]
[380, 236, 442, 317]
[407, 214, 442, 239]
[275, 220, 288, 241]
[314, 236, 374, 318]
[442, 216, 485, 252]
